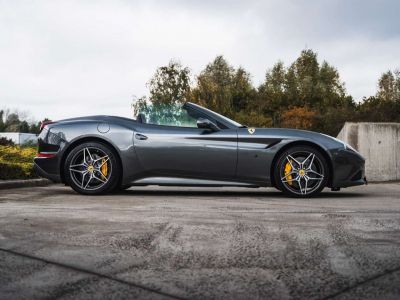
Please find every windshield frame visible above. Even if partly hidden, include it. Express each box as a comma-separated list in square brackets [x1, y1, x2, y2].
[184, 102, 244, 129]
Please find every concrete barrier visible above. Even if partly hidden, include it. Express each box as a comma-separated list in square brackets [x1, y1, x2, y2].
[337, 122, 400, 181]
[0, 132, 37, 145]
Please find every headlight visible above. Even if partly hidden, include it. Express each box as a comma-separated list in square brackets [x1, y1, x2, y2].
[344, 142, 357, 152]
[321, 133, 358, 153]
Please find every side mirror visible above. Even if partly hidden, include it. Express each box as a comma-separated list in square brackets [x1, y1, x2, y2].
[197, 118, 220, 131]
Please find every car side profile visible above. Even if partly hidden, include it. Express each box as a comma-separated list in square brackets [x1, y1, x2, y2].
[34, 102, 366, 197]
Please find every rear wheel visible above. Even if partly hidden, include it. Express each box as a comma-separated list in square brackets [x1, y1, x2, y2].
[274, 146, 329, 197]
[64, 142, 120, 195]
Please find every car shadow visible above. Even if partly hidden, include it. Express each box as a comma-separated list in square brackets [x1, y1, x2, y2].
[50, 184, 367, 199]
[111, 188, 366, 199]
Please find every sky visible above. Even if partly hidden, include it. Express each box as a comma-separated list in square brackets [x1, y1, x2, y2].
[0, 0, 399, 122]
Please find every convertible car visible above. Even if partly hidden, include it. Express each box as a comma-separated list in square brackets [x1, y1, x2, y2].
[34, 102, 366, 197]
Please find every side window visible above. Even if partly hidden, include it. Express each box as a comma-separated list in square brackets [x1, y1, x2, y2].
[137, 103, 226, 129]
[141, 105, 202, 128]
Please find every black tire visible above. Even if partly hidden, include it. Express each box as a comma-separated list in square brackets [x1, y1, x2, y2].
[64, 142, 121, 195]
[274, 146, 329, 198]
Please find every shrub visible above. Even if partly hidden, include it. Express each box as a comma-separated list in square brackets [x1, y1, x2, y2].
[0, 161, 36, 180]
[0, 145, 37, 180]
[0, 146, 37, 163]
[0, 137, 14, 146]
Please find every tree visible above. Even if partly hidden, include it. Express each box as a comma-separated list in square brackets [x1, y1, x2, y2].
[19, 121, 30, 133]
[0, 110, 5, 132]
[291, 49, 320, 108]
[147, 60, 191, 105]
[231, 67, 256, 112]
[377, 70, 400, 102]
[257, 49, 354, 133]
[132, 95, 149, 118]
[5, 113, 20, 132]
[318, 61, 347, 109]
[258, 61, 287, 125]
[132, 50, 399, 136]
[234, 110, 272, 127]
[190, 56, 236, 116]
[189, 56, 256, 119]
[0, 109, 50, 134]
[356, 70, 400, 124]
[29, 122, 41, 134]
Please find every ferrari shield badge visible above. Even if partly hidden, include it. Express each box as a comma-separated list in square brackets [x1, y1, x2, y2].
[248, 127, 255, 134]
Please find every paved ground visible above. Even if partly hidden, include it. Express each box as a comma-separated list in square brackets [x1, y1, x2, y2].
[0, 184, 400, 300]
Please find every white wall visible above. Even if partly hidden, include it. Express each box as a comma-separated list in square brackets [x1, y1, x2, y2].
[0, 132, 37, 145]
[337, 123, 400, 181]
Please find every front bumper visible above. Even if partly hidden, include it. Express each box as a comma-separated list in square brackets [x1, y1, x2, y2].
[330, 148, 367, 188]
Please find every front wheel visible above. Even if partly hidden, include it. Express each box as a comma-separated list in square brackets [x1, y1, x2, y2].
[274, 146, 329, 197]
[64, 142, 121, 195]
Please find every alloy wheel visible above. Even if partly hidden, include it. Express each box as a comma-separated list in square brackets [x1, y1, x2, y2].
[69, 147, 112, 191]
[280, 151, 325, 196]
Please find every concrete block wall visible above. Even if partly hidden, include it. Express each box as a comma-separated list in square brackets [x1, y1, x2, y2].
[337, 123, 400, 181]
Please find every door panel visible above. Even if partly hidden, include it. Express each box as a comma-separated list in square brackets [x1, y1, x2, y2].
[134, 125, 238, 180]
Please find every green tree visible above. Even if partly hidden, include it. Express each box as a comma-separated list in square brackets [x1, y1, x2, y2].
[258, 61, 287, 125]
[29, 121, 41, 134]
[357, 69, 400, 123]
[318, 61, 347, 109]
[257, 49, 354, 134]
[19, 121, 30, 133]
[231, 67, 256, 112]
[279, 49, 319, 108]
[5, 113, 20, 132]
[132, 50, 400, 136]
[189, 56, 256, 119]
[377, 70, 400, 102]
[190, 56, 236, 116]
[147, 60, 191, 105]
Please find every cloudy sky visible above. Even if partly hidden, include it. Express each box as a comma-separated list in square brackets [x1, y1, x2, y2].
[1, 0, 399, 122]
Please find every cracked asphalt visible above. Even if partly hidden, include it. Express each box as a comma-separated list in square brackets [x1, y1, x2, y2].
[0, 183, 400, 300]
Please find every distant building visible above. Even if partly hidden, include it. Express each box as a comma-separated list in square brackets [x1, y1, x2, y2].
[0, 132, 37, 145]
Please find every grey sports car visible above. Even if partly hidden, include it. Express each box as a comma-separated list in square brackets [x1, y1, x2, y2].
[34, 102, 366, 197]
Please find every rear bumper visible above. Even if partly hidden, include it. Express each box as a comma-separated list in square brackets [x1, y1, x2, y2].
[33, 157, 61, 183]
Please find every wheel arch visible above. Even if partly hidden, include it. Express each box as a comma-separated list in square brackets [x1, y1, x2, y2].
[60, 136, 123, 185]
[270, 140, 333, 189]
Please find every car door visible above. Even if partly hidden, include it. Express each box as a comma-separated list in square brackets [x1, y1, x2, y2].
[133, 106, 237, 180]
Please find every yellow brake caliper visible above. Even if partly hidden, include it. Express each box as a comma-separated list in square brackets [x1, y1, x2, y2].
[101, 158, 108, 177]
[284, 161, 293, 186]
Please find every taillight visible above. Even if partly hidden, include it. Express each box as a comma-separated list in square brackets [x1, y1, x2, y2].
[37, 152, 56, 158]
[40, 121, 54, 131]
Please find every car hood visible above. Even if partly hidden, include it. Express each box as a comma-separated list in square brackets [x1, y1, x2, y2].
[246, 128, 346, 150]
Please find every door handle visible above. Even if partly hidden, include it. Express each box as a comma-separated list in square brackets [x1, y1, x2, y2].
[135, 133, 148, 140]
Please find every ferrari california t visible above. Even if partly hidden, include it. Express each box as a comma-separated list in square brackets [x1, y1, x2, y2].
[34, 102, 366, 197]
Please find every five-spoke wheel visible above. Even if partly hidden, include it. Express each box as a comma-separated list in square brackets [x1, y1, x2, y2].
[64, 142, 120, 195]
[274, 146, 328, 197]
